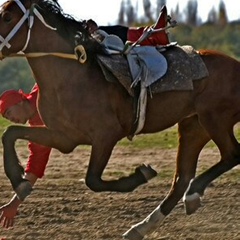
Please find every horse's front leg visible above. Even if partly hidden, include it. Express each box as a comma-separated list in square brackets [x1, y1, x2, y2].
[2, 127, 29, 201]
[2, 125, 77, 201]
[85, 134, 156, 192]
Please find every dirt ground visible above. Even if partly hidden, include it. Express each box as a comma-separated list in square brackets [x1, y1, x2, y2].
[0, 143, 240, 240]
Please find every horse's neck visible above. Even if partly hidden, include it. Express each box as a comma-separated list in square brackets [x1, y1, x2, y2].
[26, 22, 77, 87]
[27, 57, 84, 90]
[28, 20, 72, 52]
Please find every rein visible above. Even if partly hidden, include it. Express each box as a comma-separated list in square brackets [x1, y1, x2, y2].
[0, 0, 87, 63]
[4, 45, 87, 63]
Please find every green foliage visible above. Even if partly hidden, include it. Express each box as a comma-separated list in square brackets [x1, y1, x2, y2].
[0, 58, 35, 94]
[170, 22, 240, 59]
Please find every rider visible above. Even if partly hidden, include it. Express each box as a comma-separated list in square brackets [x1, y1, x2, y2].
[0, 84, 51, 229]
[87, 5, 170, 46]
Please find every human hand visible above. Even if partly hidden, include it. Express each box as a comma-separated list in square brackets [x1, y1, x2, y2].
[0, 203, 18, 229]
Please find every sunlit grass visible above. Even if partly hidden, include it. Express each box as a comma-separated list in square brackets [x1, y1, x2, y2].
[0, 117, 11, 134]
[118, 126, 179, 149]
[0, 118, 240, 150]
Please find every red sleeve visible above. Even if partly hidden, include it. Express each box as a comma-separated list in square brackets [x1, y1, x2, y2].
[25, 142, 52, 178]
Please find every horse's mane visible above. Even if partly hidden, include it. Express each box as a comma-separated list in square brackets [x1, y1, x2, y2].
[34, 0, 104, 55]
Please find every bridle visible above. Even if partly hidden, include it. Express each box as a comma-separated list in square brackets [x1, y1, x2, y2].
[0, 0, 56, 52]
[0, 0, 87, 63]
[0, 0, 28, 51]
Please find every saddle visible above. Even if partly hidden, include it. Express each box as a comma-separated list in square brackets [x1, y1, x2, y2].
[97, 44, 209, 96]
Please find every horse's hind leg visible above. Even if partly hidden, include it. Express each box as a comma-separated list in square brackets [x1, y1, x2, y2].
[184, 115, 240, 214]
[123, 115, 210, 239]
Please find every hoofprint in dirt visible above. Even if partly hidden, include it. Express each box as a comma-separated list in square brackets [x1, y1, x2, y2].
[0, 145, 240, 240]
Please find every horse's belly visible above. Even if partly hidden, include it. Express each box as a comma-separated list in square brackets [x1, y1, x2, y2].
[142, 91, 195, 133]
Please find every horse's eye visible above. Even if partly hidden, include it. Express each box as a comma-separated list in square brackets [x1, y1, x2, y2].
[2, 11, 12, 23]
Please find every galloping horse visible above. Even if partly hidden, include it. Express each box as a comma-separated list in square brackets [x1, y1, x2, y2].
[0, 0, 240, 239]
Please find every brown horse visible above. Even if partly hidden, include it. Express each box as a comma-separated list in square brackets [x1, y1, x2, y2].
[0, 0, 240, 239]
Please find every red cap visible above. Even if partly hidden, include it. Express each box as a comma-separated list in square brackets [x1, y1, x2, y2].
[0, 89, 27, 115]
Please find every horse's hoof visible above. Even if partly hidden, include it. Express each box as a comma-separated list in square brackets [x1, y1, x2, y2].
[14, 181, 33, 201]
[123, 227, 144, 240]
[138, 164, 157, 181]
[183, 192, 201, 215]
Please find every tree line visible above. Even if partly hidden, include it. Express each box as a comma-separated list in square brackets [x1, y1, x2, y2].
[0, 0, 239, 94]
[118, 0, 230, 27]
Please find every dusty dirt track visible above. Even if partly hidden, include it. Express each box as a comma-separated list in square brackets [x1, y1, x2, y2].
[0, 144, 240, 240]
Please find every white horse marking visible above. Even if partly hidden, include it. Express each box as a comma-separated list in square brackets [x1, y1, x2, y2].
[123, 206, 165, 239]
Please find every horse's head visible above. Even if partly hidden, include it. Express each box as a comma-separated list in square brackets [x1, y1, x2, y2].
[0, 0, 34, 58]
[0, 0, 104, 59]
